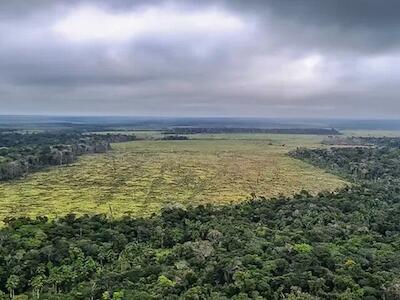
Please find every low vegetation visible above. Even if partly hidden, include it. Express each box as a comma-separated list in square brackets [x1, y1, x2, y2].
[0, 136, 346, 222]
[0, 137, 399, 299]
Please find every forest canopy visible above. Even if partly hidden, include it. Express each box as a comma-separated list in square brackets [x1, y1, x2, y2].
[0, 132, 136, 181]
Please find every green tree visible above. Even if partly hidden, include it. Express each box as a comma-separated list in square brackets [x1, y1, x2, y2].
[31, 275, 45, 299]
[6, 275, 20, 299]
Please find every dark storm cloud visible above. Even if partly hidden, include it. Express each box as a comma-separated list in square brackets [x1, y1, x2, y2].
[0, 0, 399, 117]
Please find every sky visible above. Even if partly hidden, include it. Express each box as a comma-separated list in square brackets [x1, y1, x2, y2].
[0, 0, 399, 118]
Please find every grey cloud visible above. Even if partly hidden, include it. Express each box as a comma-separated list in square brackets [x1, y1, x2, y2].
[0, 0, 399, 118]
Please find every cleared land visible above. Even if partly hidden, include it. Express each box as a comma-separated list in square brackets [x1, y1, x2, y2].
[0, 134, 347, 222]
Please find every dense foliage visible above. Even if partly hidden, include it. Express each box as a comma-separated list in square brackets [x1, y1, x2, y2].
[0, 132, 135, 181]
[322, 137, 400, 147]
[1, 138, 400, 299]
[291, 141, 400, 181]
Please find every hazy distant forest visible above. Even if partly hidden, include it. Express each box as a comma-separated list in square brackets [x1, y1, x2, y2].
[0, 118, 399, 300]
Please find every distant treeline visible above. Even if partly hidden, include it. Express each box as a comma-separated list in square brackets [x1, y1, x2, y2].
[291, 143, 400, 182]
[322, 136, 400, 147]
[162, 135, 189, 140]
[164, 127, 341, 135]
[0, 132, 135, 181]
[292, 136, 400, 184]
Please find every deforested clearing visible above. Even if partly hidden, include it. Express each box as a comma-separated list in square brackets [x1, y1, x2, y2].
[0, 135, 347, 221]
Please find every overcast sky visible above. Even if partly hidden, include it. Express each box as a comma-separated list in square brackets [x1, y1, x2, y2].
[0, 0, 399, 118]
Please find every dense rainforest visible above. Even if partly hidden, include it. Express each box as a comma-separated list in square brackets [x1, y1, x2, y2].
[1, 138, 400, 299]
[291, 139, 400, 181]
[0, 132, 135, 181]
[322, 136, 400, 147]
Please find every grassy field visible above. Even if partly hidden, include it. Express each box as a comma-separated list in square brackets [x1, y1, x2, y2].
[0, 134, 347, 222]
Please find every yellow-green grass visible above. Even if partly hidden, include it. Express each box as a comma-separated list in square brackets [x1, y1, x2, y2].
[0, 135, 348, 223]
